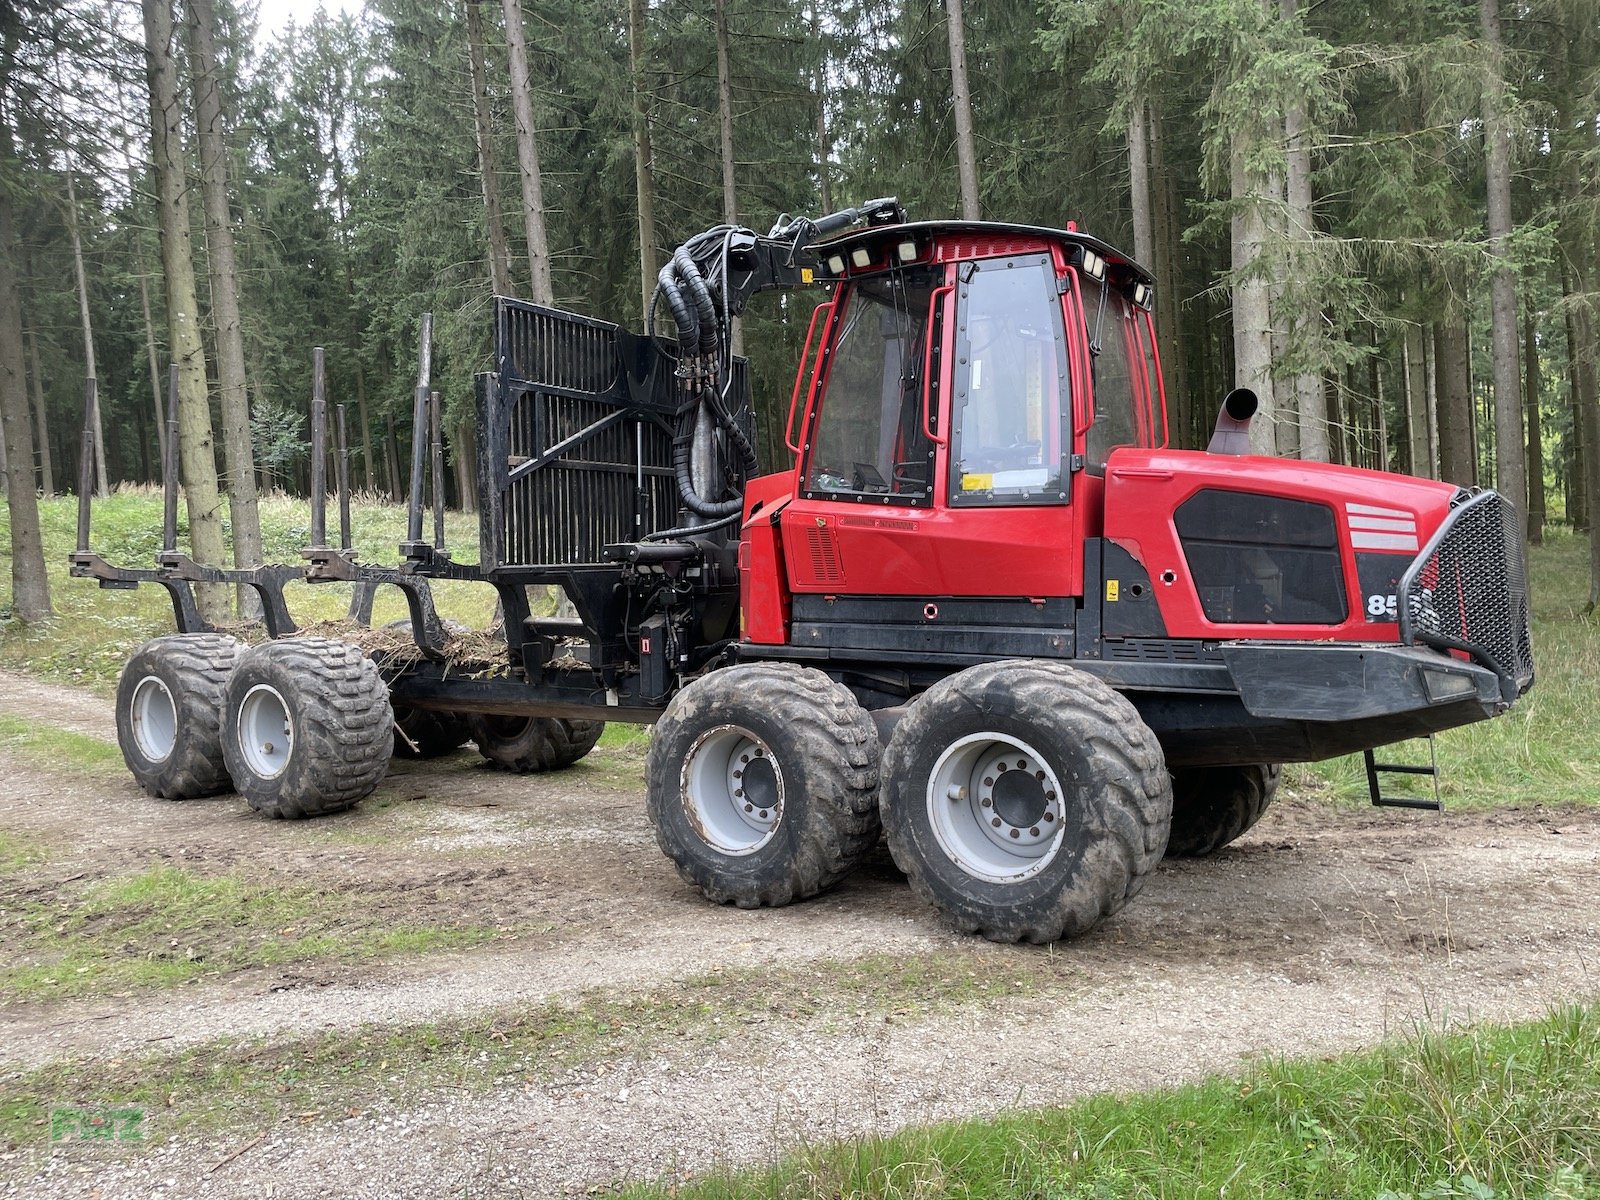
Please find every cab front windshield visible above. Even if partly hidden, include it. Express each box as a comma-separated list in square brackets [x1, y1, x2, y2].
[949, 255, 1068, 505]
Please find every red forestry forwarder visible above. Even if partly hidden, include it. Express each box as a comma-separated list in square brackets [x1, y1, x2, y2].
[75, 198, 1535, 943]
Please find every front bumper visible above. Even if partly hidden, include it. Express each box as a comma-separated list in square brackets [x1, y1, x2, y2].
[1221, 642, 1506, 724]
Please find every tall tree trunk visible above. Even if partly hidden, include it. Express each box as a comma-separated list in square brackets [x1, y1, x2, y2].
[143, 0, 227, 620]
[811, 3, 832, 213]
[946, 0, 980, 220]
[0, 385, 7, 494]
[1230, 142, 1274, 455]
[63, 166, 108, 496]
[465, 0, 514, 300]
[501, 0, 553, 305]
[1425, 323, 1440, 481]
[712, 0, 744, 359]
[1369, 326, 1388, 471]
[626, 0, 657, 326]
[1524, 301, 1544, 543]
[355, 365, 374, 493]
[25, 328, 52, 495]
[0, 62, 51, 620]
[1281, 4, 1327, 463]
[1403, 305, 1430, 477]
[1480, 0, 1526, 527]
[1148, 102, 1186, 446]
[1435, 315, 1476, 488]
[190, 0, 263, 612]
[137, 247, 165, 471]
[384, 408, 402, 503]
[1563, 259, 1586, 530]
[1128, 97, 1152, 265]
[452, 421, 477, 514]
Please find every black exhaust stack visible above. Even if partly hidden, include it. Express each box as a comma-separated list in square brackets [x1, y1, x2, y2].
[1207, 388, 1258, 456]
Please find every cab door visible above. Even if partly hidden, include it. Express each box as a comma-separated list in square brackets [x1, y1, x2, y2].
[783, 250, 1083, 602]
[781, 263, 946, 597]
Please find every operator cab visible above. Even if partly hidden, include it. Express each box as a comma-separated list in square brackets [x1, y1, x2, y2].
[767, 222, 1163, 607]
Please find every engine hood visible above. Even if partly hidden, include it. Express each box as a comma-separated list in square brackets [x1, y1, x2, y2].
[1100, 448, 1467, 643]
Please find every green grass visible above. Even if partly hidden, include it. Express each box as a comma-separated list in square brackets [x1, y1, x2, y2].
[0, 713, 123, 774]
[0, 829, 45, 872]
[1300, 528, 1600, 809]
[0, 490, 502, 691]
[616, 1004, 1600, 1200]
[0, 863, 501, 1002]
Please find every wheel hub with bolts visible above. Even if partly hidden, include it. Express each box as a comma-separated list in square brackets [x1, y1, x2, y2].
[130, 675, 178, 763]
[238, 684, 294, 779]
[682, 725, 784, 855]
[928, 732, 1066, 883]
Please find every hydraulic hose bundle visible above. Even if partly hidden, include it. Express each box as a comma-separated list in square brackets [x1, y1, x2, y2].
[652, 229, 760, 527]
[648, 198, 904, 535]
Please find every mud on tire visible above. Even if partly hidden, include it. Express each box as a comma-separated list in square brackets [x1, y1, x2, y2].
[646, 665, 881, 909]
[881, 660, 1172, 944]
[221, 637, 392, 819]
[1165, 764, 1281, 857]
[469, 714, 604, 772]
[115, 634, 244, 799]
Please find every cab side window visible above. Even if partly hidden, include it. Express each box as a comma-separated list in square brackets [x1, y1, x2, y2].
[801, 267, 938, 504]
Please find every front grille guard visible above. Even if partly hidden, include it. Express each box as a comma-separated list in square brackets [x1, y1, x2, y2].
[1397, 490, 1534, 702]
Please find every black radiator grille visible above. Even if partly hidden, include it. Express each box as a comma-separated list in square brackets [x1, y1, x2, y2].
[1399, 490, 1534, 697]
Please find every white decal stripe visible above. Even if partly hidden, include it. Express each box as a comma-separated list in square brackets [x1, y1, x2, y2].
[1348, 516, 1417, 533]
[1351, 532, 1420, 551]
[1346, 502, 1412, 519]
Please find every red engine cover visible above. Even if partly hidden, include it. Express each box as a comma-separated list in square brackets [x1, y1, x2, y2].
[1101, 448, 1460, 643]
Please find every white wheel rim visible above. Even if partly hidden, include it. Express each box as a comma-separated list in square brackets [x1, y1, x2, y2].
[238, 684, 293, 779]
[927, 732, 1067, 883]
[681, 725, 783, 855]
[130, 676, 178, 763]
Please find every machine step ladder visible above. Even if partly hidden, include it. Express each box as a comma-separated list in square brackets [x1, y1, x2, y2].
[1363, 736, 1443, 812]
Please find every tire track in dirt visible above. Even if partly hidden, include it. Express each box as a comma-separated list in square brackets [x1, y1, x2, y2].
[2, 668, 1599, 1197]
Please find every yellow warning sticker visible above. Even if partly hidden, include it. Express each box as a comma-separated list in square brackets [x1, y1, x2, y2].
[962, 473, 993, 491]
[801, 268, 814, 284]
[1105, 579, 1120, 602]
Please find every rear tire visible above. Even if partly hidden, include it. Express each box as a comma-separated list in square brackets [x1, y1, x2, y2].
[469, 713, 604, 772]
[379, 619, 472, 759]
[646, 665, 881, 908]
[115, 634, 244, 799]
[881, 660, 1172, 944]
[393, 707, 472, 759]
[221, 638, 392, 819]
[1165, 764, 1280, 857]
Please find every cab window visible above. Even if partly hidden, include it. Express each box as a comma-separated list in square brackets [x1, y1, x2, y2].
[948, 254, 1069, 506]
[801, 266, 938, 504]
[1084, 288, 1148, 466]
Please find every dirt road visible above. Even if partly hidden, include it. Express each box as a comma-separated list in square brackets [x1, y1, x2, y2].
[0, 668, 1596, 1198]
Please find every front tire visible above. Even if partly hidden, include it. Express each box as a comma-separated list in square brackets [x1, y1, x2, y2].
[646, 665, 881, 908]
[469, 714, 604, 772]
[221, 638, 392, 819]
[115, 634, 244, 799]
[1165, 764, 1280, 857]
[881, 660, 1172, 944]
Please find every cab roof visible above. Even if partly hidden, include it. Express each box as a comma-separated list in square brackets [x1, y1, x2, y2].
[817, 220, 1154, 288]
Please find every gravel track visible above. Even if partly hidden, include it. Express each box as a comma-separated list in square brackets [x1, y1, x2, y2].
[0, 668, 1596, 1198]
